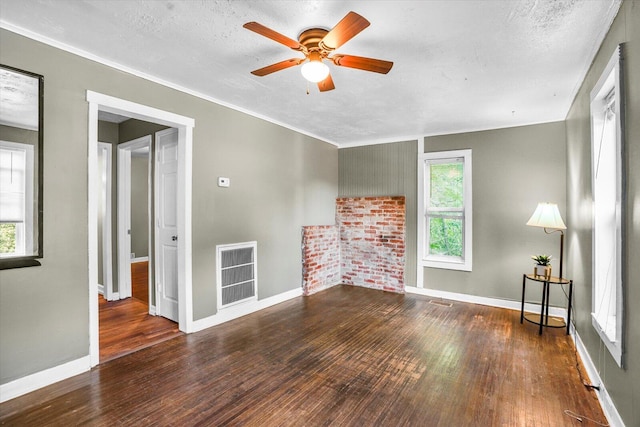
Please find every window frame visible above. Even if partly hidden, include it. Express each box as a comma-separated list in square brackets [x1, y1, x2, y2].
[418, 149, 472, 272]
[0, 140, 34, 258]
[589, 44, 625, 368]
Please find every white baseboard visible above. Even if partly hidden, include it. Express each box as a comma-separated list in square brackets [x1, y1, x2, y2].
[572, 328, 625, 427]
[1, 288, 302, 402]
[97, 284, 104, 295]
[0, 356, 91, 403]
[191, 287, 303, 332]
[405, 286, 567, 318]
[131, 256, 149, 263]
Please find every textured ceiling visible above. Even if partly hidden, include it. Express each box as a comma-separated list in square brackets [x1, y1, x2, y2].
[0, 0, 621, 147]
[0, 67, 39, 131]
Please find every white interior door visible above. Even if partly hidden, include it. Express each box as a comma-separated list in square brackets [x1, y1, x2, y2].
[155, 128, 179, 322]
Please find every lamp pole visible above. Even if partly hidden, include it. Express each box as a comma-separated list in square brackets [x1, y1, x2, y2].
[545, 228, 564, 279]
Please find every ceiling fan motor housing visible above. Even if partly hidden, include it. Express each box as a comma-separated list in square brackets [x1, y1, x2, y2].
[298, 28, 331, 56]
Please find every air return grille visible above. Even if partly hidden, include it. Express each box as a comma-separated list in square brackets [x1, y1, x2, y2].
[216, 242, 257, 309]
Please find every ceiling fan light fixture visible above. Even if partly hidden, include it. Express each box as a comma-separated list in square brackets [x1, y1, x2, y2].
[301, 59, 329, 83]
[244, 12, 392, 91]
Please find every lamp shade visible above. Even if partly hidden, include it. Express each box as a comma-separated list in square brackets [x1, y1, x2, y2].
[526, 202, 566, 229]
[301, 60, 330, 83]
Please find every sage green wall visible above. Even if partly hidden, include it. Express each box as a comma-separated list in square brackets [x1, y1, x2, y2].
[339, 140, 417, 286]
[337, 125, 566, 303]
[119, 120, 168, 144]
[0, 124, 38, 146]
[565, 1, 639, 425]
[0, 29, 337, 384]
[98, 121, 118, 143]
[422, 122, 567, 304]
[130, 155, 149, 259]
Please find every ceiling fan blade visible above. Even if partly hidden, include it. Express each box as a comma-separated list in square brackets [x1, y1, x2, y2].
[317, 73, 335, 92]
[250, 58, 304, 76]
[320, 11, 370, 51]
[331, 54, 393, 74]
[243, 22, 303, 51]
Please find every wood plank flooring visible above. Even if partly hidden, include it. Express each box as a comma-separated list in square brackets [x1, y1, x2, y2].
[99, 296, 182, 362]
[99, 260, 181, 362]
[131, 260, 149, 303]
[1, 285, 606, 426]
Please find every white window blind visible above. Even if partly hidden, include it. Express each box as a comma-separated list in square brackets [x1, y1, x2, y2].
[0, 145, 27, 223]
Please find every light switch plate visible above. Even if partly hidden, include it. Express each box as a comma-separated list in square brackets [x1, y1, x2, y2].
[218, 177, 230, 187]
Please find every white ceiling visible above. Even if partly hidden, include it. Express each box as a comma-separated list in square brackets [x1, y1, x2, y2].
[0, 0, 621, 147]
[0, 67, 39, 131]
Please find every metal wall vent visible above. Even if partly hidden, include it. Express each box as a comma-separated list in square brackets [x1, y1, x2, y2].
[429, 299, 453, 308]
[216, 241, 257, 309]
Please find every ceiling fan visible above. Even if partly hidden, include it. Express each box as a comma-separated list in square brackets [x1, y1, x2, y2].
[243, 11, 393, 92]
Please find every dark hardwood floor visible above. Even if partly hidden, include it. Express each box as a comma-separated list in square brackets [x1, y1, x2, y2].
[99, 260, 182, 362]
[1, 286, 606, 426]
[131, 260, 149, 303]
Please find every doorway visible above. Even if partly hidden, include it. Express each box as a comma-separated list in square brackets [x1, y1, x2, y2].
[87, 91, 195, 367]
[117, 135, 152, 303]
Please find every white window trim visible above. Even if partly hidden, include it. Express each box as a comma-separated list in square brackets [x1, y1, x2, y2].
[418, 149, 472, 272]
[589, 45, 624, 368]
[0, 140, 34, 257]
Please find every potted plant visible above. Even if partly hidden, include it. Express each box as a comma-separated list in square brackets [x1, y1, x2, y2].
[531, 254, 552, 278]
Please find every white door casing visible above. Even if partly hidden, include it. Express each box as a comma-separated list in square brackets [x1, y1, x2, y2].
[87, 90, 194, 367]
[155, 128, 179, 322]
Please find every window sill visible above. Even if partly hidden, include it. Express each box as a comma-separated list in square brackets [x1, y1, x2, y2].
[591, 313, 623, 368]
[421, 258, 471, 272]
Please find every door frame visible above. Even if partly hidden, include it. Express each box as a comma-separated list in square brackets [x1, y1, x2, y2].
[117, 135, 151, 300]
[97, 142, 114, 300]
[87, 90, 195, 367]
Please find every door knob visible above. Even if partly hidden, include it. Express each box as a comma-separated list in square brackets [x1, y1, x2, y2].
[171, 235, 178, 241]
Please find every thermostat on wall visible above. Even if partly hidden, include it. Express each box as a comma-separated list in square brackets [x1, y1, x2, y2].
[218, 177, 230, 187]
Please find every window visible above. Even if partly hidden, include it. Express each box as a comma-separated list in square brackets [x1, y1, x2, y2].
[419, 149, 472, 271]
[0, 141, 34, 258]
[590, 45, 624, 368]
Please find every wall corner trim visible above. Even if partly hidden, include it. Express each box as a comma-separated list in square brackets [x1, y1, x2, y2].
[191, 287, 303, 333]
[0, 356, 91, 403]
[572, 329, 626, 427]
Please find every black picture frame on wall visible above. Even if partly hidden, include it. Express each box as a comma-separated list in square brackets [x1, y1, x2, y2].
[0, 64, 44, 269]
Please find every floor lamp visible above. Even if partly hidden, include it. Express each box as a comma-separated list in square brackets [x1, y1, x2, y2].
[526, 202, 566, 279]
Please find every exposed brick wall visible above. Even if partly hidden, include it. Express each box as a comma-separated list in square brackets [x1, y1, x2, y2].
[301, 225, 341, 296]
[337, 196, 406, 293]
